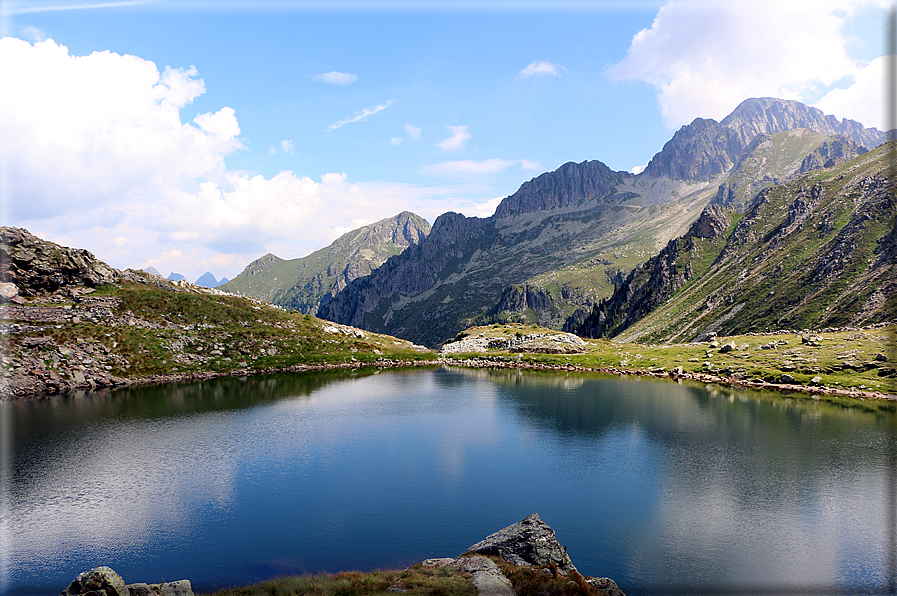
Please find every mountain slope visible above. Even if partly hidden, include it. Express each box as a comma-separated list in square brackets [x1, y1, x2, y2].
[221, 211, 431, 314]
[565, 142, 896, 343]
[319, 98, 889, 347]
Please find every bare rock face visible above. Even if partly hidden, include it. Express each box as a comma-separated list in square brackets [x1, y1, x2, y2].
[467, 513, 577, 574]
[1, 227, 119, 296]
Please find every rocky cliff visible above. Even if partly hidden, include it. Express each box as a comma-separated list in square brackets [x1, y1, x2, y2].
[221, 211, 431, 314]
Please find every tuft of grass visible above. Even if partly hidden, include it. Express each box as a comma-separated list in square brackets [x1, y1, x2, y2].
[200, 565, 476, 596]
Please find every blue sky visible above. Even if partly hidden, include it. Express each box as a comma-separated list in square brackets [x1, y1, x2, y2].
[0, 0, 892, 282]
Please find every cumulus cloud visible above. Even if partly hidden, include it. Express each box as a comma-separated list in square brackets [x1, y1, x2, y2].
[419, 158, 539, 178]
[325, 100, 393, 131]
[281, 139, 294, 153]
[404, 124, 422, 139]
[813, 55, 890, 130]
[0, 37, 242, 221]
[607, 0, 881, 128]
[312, 71, 358, 85]
[436, 125, 471, 151]
[518, 60, 566, 78]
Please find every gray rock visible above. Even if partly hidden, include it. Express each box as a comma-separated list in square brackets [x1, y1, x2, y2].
[719, 341, 736, 353]
[875, 353, 889, 362]
[0, 282, 18, 300]
[454, 557, 515, 596]
[780, 373, 796, 384]
[60, 567, 128, 596]
[126, 581, 194, 596]
[467, 513, 577, 574]
[586, 577, 626, 596]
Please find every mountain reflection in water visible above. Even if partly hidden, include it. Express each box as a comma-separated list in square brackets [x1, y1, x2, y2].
[3, 367, 894, 596]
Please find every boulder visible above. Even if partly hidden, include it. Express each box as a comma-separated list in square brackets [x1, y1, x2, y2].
[467, 513, 577, 574]
[60, 568, 194, 596]
[60, 567, 128, 596]
[126, 581, 194, 596]
[718, 341, 736, 353]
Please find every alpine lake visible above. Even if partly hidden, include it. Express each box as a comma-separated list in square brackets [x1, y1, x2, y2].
[3, 366, 896, 596]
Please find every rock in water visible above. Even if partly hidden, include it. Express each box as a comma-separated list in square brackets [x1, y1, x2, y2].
[467, 512, 577, 574]
[60, 567, 129, 596]
[60, 567, 194, 596]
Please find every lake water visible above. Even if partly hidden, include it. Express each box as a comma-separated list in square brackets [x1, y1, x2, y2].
[2, 367, 895, 596]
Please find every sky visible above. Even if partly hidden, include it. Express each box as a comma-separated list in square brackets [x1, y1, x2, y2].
[0, 0, 893, 283]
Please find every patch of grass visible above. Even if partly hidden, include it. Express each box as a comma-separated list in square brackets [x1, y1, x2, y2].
[200, 565, 476, 596]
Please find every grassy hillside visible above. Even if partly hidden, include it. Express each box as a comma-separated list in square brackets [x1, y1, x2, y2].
[606, 142, 896, 343]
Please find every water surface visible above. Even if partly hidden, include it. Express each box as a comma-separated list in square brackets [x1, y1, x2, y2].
[2, 367, 895, 595]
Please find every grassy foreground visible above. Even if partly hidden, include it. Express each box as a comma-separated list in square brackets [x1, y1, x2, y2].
[201, 556, 613, 596]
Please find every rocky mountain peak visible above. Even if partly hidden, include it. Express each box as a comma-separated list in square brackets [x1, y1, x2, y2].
[493, 160, 625, 217]
[721, 97, 886, 150]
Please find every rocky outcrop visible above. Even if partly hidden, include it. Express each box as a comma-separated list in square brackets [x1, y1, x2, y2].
[1, 227, 119, 296]
[441, 329, 586, 354]
[467, 513, 578, 574]
[799, 138, 868, 174]
[494, 160, 626, 217]
[423, 513, 625, 596]
[60, 567, 193, 596]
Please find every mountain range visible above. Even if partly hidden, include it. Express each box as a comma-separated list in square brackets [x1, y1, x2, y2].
[310, 97, 891, 347]
[221, 211, 430, 314]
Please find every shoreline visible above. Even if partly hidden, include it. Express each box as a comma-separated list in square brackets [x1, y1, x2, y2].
[4, 353, 895, 403]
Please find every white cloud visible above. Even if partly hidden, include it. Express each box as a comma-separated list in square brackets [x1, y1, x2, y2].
[471, 196, 504, 218]
[813, 55, 890, 130]
[391, 137, 403, 145]
[436, 125, 471, 151]
[0, 37, 242, 222]
[281, 139, 294, 153]
[607, 0, 881, 128]
[312, 71, 358, 85]
[268, 145, 276, 155]
[419, 158, 539, 178]
[631, 164, 647, 175]
[325, 100, 393, 132]
[518, 60, 566, 78]
[404, 124, 422, 139]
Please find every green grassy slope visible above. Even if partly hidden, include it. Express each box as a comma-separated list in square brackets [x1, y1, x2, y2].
[613, 142, 896, 343]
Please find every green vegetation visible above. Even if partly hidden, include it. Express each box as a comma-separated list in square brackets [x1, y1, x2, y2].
[199, 557, 615, 596]
[443, 323, 896, 399]
[7, 280, 436, 385]
[201, 565, 475, 596]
